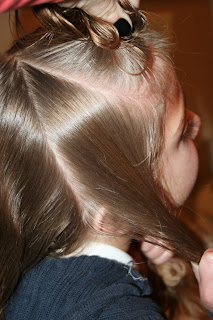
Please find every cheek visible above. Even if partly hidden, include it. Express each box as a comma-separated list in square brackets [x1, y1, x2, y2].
[161, 142, 199, 206]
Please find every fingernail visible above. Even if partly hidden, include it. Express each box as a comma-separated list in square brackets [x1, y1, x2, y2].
[114, 18, 132, 37]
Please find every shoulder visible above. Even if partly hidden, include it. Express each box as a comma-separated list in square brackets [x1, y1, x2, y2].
[62, 257, 167, 320]
[5, 256, 167, 320]
[97, 290, 167, 320]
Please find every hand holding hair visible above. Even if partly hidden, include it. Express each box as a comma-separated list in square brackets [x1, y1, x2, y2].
[59, 0, 140, 36]
[0, 0, 139, 37]
[32, 0, 146, 50]
[192, 249, 213, 314]
[60, 0, 138, 23]
[142, 241, 213, 316]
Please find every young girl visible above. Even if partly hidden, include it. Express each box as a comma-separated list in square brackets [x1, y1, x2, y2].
[0, 2, 208, 319]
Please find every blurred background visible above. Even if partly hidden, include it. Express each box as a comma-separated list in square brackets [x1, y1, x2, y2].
[0, 0, 212, 244]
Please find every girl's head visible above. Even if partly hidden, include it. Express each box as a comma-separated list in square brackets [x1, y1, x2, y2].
[0, 1, 202, 309]
[160, 76, 201, 206]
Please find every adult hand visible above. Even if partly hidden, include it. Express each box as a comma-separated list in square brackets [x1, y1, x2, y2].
[60, 0, 140, 27]
[142, 242, 213, 315]
[192, 249, 213, 313]
[0, 0, 140, 20]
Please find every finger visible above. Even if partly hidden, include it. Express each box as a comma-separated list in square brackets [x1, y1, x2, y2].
[141, 241, 156, 253]
[199, 249, 213, 313]
[142, 244, 171, 260]
[98, 1, 132, 26]
[141, 239, 173, 255]
[141, 239, 174, 264]
[129, 0, 140, 8]
[59, 0, 79, 8]
[150, 250, 173, 265]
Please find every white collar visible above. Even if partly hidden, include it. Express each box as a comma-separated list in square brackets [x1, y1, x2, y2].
[64, 241, 134, 266]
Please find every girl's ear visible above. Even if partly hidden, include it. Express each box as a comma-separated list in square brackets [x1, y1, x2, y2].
[92, 207, 124, 235]
[91, 208, 131, 252]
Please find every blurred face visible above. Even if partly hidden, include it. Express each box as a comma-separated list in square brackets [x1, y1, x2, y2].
[160, 79, 201, 207]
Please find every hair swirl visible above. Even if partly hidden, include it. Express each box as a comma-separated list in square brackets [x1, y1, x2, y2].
[32, 1, 147, 49]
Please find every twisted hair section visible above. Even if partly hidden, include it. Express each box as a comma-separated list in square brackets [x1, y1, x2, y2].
[32, 0, 147, 49]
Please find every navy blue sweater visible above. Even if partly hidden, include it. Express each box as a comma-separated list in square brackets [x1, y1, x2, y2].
[5, 255, 167, 319]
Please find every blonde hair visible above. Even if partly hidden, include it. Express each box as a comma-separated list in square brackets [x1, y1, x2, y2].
[0, 1, 203, 312]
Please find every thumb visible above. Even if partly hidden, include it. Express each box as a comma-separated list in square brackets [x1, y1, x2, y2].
[198, 249, 213, 313]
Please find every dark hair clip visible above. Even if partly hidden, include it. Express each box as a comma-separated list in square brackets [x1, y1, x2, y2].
[114, 18, 132, 37]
